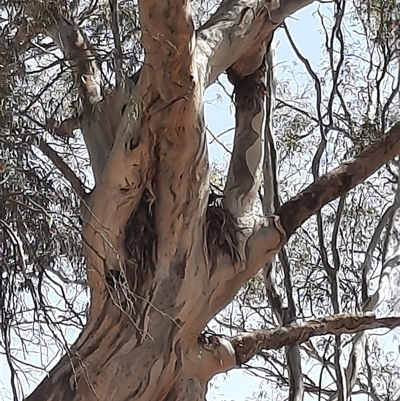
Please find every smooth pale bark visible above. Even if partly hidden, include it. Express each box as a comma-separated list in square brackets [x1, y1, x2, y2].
[42, 14, 130, 180]
[21, 0, 400, 400]
[223, 40, 268, 218]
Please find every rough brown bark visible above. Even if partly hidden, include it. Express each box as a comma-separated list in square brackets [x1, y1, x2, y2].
[277, 122, 400, 237]
[230, 314, 400, 365]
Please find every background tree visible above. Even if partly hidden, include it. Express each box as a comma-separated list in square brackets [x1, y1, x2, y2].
[1, 0, 400, 400]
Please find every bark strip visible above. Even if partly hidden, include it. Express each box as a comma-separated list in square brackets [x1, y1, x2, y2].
[277, 122, 400, 237]
[223, 46, 268, 219]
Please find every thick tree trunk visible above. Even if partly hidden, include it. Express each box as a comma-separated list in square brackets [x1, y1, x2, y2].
[26, 122, 400, 401]
[22, 0, 400, 400]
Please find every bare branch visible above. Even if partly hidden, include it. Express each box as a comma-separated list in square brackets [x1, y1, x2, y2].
[223, 41, 270, 219]
[232, 314, 400, 364]
[262, 38, 279, 215]
[46, 16, 102, 105]
[209, 122, 400, 320]
[38, 140, 86, 200]
[201, 314, 400, 376]
[331, 169, 400, 401]
[196, 0, 315, 85]
[109, 0, 124, 87]
[277, 122, 400, 238]
[261, 38, 305, 401]
[261, 38, 283, 322]
[21, 10, 117, 180]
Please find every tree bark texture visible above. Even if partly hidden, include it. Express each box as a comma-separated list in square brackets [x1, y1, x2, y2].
[24, 0, 400, 400]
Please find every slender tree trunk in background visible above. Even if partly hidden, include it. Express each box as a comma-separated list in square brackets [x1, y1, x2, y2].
[22, 0, 400, 400]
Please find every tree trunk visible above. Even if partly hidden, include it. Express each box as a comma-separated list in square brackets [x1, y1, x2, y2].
[23, 0, 400, 400]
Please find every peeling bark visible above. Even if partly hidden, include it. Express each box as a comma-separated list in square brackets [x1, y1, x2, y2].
[20, 0, 400, 400]
[223, 42, 268, 219]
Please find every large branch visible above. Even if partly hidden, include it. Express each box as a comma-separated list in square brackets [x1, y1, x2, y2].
[232, 314, 400, 364]
[84, 0, 209, 317]
[199, 314, 400, 377]
[44, 16, 102, 105]
[21, 5, 125, 179]
[222, 42, 269, 219]
[208, 123, 400, 324]
[277, 123, 400, 237]
[45, 16, 119, 180]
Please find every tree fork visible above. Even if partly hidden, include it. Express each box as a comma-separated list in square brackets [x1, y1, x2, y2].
[19, 1, 400, 401]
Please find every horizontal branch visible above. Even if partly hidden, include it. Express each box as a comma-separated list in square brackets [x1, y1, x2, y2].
[277, 122, 400, 237]
[208, 116, 400, 329]
[232, 314, 400, 364]
[199, 313, 400, 377]
[38, 140, 86, 199]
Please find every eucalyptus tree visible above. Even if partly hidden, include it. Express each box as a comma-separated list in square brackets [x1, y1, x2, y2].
[2, 0, 400, 400]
